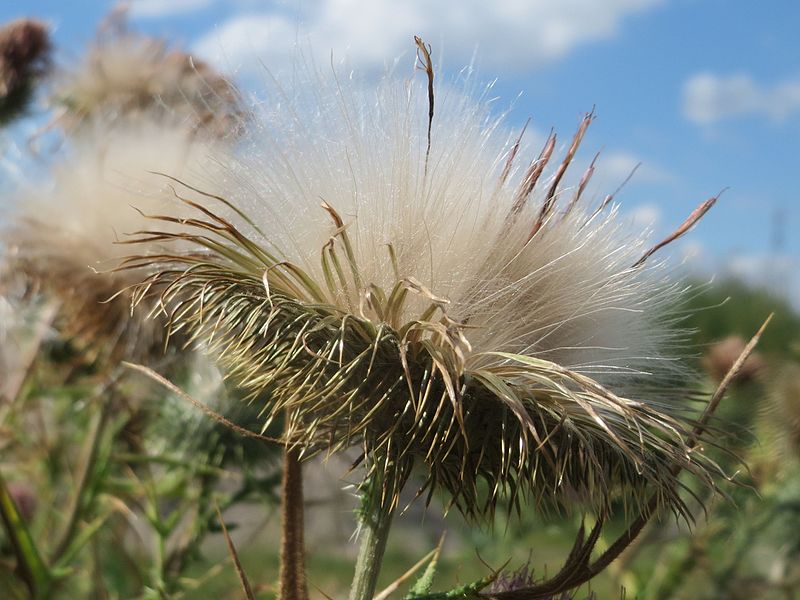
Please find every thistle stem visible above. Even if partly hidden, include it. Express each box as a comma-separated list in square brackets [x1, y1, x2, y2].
[349, 498, 395, 600]
[51, 397, 111, 563]
[278, 440, 308, 599]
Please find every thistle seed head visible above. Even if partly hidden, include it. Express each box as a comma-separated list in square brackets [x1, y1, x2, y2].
[52, 17, 245, 137]
[0, 19, 51, 124]
[702, 335, 765, 383]
[125, 52, 723, 520]
[2, 123, 223, 364]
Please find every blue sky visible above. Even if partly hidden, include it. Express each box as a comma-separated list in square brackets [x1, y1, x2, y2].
[3, 1, 799, 303]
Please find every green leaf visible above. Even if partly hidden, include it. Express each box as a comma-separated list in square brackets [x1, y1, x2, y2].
[52, 513, 111, 573]
[0, 471, 51, 597]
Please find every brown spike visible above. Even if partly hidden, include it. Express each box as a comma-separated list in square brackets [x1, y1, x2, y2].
[414, 36, 434, 176]
[564, 150, 600, 217]
[499, 117, 531, 187]
[530, 110, 595, 238]
[633, 191, 724, 268]
[508, 130, 556, 217]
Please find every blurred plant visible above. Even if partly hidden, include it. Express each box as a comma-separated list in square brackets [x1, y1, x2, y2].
[701, 335, 764, 384]
[0, 19, 51, 126]
[122, 37, 750, 599]
[685, 278, 800, 357]
[761, 360, 800, 463]
[51, 6, 246, 138]
[2, 122, 221, 366]
[0, 11, 278, 598]
[0, 345, 281, 598]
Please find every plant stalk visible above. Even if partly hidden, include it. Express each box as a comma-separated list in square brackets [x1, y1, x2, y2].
[349, 499, 395, 600]
[278, 441, 308, 600]
[51, 398, 111, 563]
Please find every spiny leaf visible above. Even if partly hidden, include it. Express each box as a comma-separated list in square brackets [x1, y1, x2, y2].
[404, 534, 446, 598]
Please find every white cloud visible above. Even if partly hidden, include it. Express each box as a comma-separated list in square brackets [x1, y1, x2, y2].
[628, 203, 661, 229]
[553, 150, 670, 215]
[129, 0, 214, 19]
[600, 151, 641, 182]
[598, 151, 670, 186]
[682, 72, 800, 125]
[561, 150, 669, 202]
[193, 14, 301, 73]
[726, 253, 794, 281]
[680, 240, 705, 263]
[193, 0, 661, 76]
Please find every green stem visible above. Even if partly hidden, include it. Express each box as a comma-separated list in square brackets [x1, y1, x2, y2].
[0, 470, 50, 597]
[51, 399, 111, 563]
[349, 499, 395, 600]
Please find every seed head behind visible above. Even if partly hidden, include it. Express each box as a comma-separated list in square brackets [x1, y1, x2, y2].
[2, 123, 224, 363]
[52, 15, 246, 137]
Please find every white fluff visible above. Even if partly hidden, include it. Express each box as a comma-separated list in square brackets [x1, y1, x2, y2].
[0, 120, 229, 362]
[6, 122, 220, 268]
[203, 63, 689, 395]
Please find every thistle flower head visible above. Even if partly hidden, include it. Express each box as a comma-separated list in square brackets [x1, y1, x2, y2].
[486, 560, 597, 598]
[0, 19, 51, 125]
[2, 123, 219, 363]
[52, 16, 245, 137]
[126, 53, 722, 520]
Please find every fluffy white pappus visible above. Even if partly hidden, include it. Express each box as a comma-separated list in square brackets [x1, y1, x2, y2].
[2, 122, 223, 360]
[8, 123, 219, 263]
[212, 65, 690, 396]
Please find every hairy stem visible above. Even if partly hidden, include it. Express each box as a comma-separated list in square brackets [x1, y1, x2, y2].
[349, 494, 395, 600]
[279, 442, 308, 600]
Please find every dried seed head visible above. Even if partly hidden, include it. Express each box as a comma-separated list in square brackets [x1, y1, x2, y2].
[0, 19, 51, 124]
[52, 14, 245, 137]
[2, 123, 222, 364]
[125, 51, 722, 521]
[6, 481, 38, 523]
